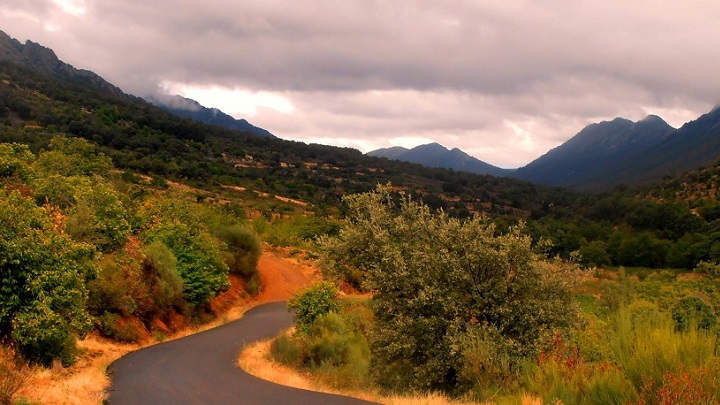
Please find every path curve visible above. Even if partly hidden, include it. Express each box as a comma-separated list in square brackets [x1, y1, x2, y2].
[106, 301, 375, 404]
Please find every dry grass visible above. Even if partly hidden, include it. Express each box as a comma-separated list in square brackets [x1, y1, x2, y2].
[239, 334, 501, 405]
[17, 335, 139, 404]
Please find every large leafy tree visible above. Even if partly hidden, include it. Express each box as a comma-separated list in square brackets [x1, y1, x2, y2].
[0, 190, 95, 365]
[321, 185, 579, 393]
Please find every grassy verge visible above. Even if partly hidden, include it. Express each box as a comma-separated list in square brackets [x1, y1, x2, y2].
[239, 334, 506, 405]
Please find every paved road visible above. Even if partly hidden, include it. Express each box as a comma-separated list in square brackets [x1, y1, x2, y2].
[106, 301, 376, 404]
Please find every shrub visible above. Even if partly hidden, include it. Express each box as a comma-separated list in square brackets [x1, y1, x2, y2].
[321, 186, 580, 394]
[271, 310, 371, 390]
[217, 224, 261, 295]
[141, 241, 183, 311]
[457, 324, 518, 394]
[97, 313, 143, 343]
[146, 222, 229, 307]
[671, 296, 717, 332]
[694, 260, 720, 279]
[0, 190, 94, 365]
[270, 332, 303, 367]
[0, 347, 30, 405]
[288, 282, 339, 333]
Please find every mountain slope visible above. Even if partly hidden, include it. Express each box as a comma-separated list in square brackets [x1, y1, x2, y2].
[148, 95, 276, 138]
[368, 142, 512, 177]
[513, 115, 676, 189]
[615, 107, 720, 184]
[0, 30, 125, 97]
[0, 30, 568, 220]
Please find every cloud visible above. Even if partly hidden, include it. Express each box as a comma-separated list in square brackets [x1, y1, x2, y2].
[1, 1, 719, 167]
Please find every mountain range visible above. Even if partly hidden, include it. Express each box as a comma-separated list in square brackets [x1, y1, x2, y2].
[0, 30, 274, 140]
[371, 109, 720, 191]
[3, 29, 720, 192]
[368, 143, 512, 177]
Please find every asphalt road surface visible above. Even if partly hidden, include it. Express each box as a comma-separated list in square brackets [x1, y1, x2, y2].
[106, 301, 376, 404]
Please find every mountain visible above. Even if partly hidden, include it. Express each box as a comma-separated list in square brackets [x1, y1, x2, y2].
[513, 115, 675, 189]
[368, 146, 409, 160]
[148, 95, 276, 138]
[0, 30, 125, 97]
[513, 108, 720, 191]
[368, 143, 513, 177]
[614, 107, 720, 184]
[0, 30, 566, 220]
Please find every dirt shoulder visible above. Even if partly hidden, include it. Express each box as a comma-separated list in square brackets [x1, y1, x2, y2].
[17, 248, 321, 405]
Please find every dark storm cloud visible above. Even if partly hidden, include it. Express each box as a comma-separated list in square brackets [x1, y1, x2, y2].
[1, 1, 719, 167]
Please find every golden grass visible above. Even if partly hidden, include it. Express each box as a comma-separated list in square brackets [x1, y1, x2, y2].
[238, 334, 509, 405]
[17, 335, 139, 404]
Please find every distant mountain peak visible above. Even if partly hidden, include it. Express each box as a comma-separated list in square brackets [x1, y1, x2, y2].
[148, 94, 276, 138]
[368, 142, 512, 177]
[0, 29, 125, 97]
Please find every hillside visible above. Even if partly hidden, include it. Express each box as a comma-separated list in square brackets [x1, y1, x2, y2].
[148, 94, 276, 138]
[368, 142, 513, 177]
[513, 110, 720, 191]
[513, 115, 675, 189]
[0, 30, 569, 220]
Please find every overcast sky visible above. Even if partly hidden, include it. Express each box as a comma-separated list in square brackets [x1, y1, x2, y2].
[2, 1, 719, 168]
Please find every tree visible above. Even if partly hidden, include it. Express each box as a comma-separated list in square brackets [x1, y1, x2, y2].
[320, 185, 579, 394]
[0, 190, 95, 365]
[145, 221, 229, 307]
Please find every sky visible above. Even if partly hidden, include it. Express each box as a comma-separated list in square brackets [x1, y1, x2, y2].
[2, 1, 720, 168]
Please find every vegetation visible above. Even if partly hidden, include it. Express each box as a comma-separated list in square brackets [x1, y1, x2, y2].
[287, 282, 339, 333]
[5, 45, 720, 403]
[272, 296, 371, 390]
[321, 186, 579, 394]
[0, 136, 264, 367]
[272, 188, 720, 404]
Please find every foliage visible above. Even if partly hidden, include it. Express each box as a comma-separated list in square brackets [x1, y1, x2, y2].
[287, 281, 339, 333]
[694, 260, 720, 278]
[272, 300, 371, 390]
[0, 190, 95, 365]
[0, 143, 34, 181]
[671, 296, 718, 332]
[216, 224, 261, 294]
[145, 221, 229, 307]
[522, 301, 720, 404]
[141, 240, 184, 310]
[270, 331, 303, 367]
[63, 178, 132, 251]
[321, 185, 580, 394]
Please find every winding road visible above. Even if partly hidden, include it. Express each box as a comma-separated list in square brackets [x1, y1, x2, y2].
[106, 301, 375, 404]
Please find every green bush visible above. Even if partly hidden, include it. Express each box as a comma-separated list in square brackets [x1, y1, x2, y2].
[694, 260, 720, 278]
[270, 332, 304, 367]
[671, 296, 718, 332]
[0, 190, 94, 366]
[457, 324, 518, 395]
[321, 185, 579, 394]
[287, 282, 339, 333]
[217, 224, 261, 295]
[142, 241, 183, 311]
[87, 257, 140, 316]
[146, 222, 229, 307]
[270, 310, 371, 390]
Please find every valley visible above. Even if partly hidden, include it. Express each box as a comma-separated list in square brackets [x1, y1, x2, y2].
[0, 29, 719, 404]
